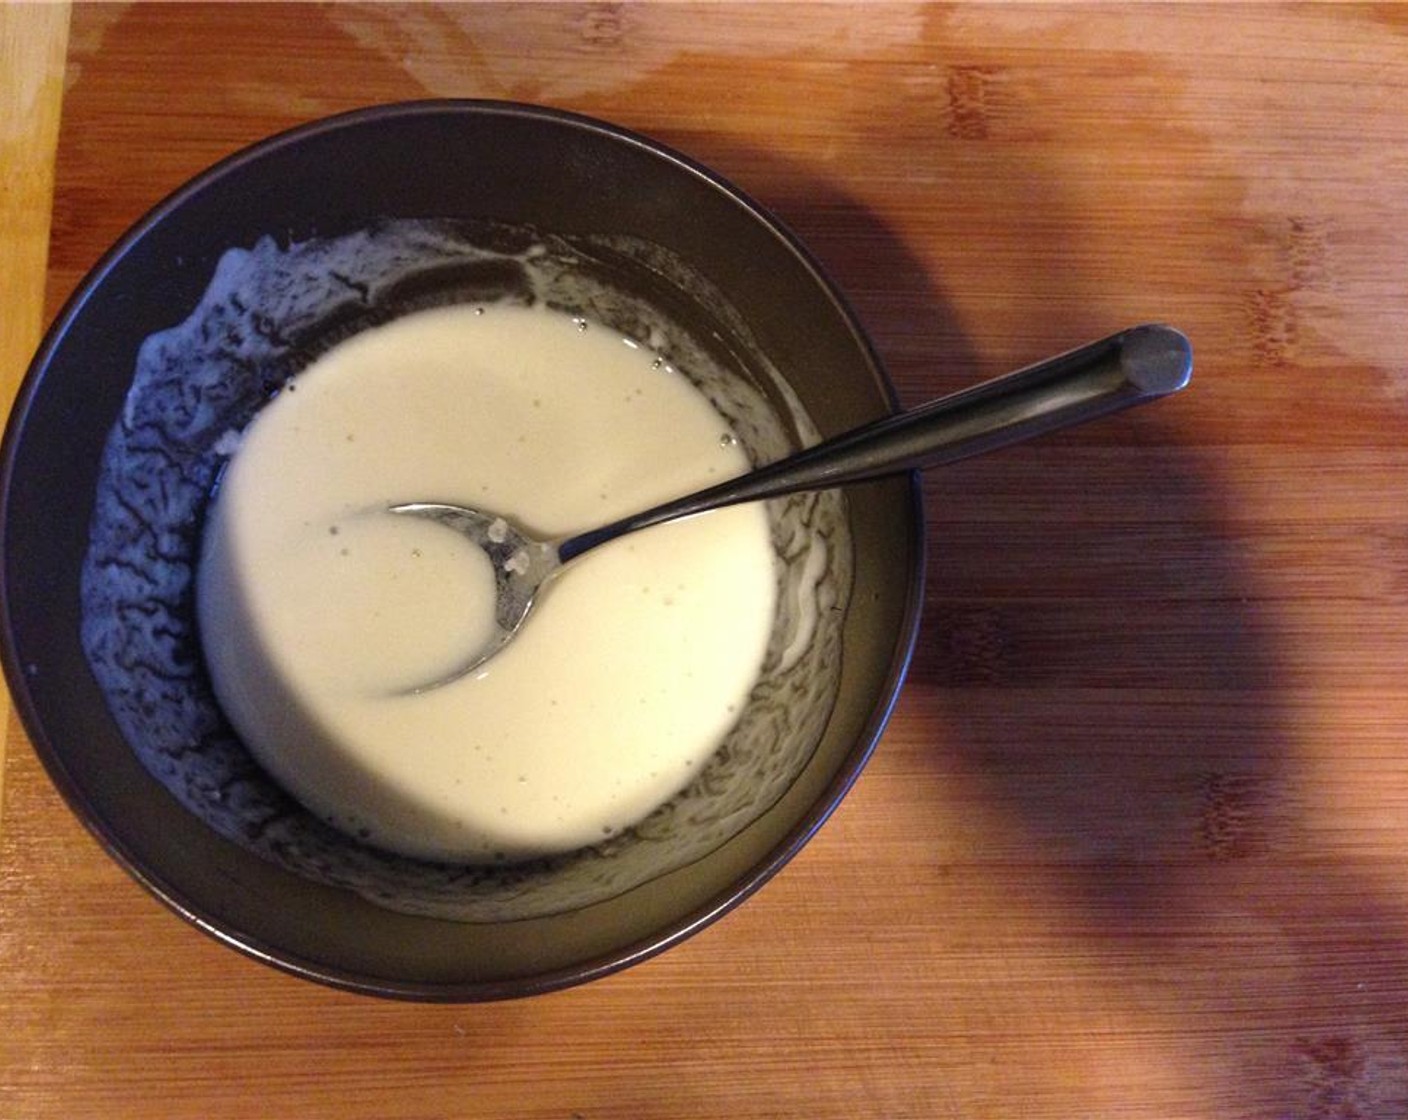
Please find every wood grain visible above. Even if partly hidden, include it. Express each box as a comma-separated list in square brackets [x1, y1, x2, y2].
[0, 1, 68, 833]
[5, 3, 1408, 1117]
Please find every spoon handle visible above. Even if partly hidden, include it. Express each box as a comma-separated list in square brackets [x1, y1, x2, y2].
[559, 323, 1191, 562]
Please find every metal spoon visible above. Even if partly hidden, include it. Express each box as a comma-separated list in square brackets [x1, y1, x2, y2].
[391, 323, 1192, 691]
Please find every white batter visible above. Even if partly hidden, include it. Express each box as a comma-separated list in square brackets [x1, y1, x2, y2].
[197, 303, 777, 863]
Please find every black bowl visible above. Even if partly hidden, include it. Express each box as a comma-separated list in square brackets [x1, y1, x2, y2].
[0, 101, 923, 1000]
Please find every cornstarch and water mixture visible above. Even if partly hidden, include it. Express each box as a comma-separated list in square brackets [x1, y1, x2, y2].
[198, 302, 778, 863]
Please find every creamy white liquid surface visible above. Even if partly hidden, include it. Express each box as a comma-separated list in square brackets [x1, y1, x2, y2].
[197, 303, 777, 863]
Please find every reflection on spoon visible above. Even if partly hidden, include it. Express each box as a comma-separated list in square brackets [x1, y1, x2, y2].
[391, 323, 1193, 691]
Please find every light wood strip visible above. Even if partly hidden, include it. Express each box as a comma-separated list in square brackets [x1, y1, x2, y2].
[0, 1, 69, 834]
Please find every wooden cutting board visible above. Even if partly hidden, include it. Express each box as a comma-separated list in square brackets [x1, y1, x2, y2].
[5, 4, 1408, 1117]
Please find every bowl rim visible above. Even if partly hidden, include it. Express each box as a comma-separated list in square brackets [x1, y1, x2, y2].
[0, 98, 927, 1000]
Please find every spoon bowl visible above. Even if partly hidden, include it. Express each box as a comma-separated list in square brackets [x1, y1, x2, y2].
[386, 501, 556, 687]
[393, 322, 1191, 691]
